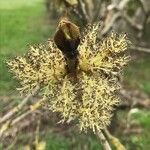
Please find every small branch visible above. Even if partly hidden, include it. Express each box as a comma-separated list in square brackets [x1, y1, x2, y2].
[93, 0, 102, 22]
[97, 129, 112, 150]
[101, 11, 121, 36]
[138, 0, 148, 14]
[119, 89, 150, 109]
[101, 0, 147, 37]
[11, 98, 44, 126]
[103, 128, 126, 150]
[35, 120, 41, 146]
[122, 13, 143, 31]
[0, 98, 44, 138]
[77, 0, 89, 23]
[11, 110, 33, 126]
[101, 0, 130, 36]
[130, 45, 150, 53]
[72, 8, 83, 21]
[0, 85, 40, 124]
[117, 0, 130, 10]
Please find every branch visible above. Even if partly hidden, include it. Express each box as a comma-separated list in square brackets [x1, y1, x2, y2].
[130, 45, 150, 53]
[119, 89, 150, 109]
[11, 98, 44, 126]
[122, 13, 143, 31]
[101, 0, 130, 36]
[93, 0, 103, 22]
[103, 128, 126, 150]
[0, 98, 44, 138]
[77, 0, 89, 23]
[117, 0, 130, 10]
[107, 0, 130, 11]
[97, 129, 112, 150]
[0, 111, 35, 138]
[101, 11, 121, 36]
[101, 0, 148, 37]
[0, 85, 40, 124]
[138, 0, 149, 14]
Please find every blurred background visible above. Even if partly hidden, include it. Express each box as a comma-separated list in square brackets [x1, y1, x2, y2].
[0, 0, 150, 149]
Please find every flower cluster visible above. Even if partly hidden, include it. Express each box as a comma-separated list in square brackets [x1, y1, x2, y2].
[8, 23, 129, 133]
[7, 42, 65, 93]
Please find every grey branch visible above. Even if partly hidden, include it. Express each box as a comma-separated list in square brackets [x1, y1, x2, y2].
[122, 13, 143, 31]
[0, 85, 40, 124]
[97, 129, 112, 150]
[101, 11, 121, 36]
[130, 45, 150, 53]
[103, 128, 126, 150]
[77, 0, 89, 23]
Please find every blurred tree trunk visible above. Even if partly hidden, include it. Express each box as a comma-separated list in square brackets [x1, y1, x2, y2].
[45, 0, 60, 19]
[45, 0, 150, 42]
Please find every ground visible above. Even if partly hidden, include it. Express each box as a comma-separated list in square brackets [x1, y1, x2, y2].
[0, 0, 150, 149]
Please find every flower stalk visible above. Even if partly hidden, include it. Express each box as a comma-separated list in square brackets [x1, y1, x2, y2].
[97, 129, 112, 150]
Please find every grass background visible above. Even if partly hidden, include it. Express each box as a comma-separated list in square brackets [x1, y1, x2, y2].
[0, 0, 54, 94]
[0, 0, 150, 149]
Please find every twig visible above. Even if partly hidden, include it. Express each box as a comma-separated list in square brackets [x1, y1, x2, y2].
[101, 11, 121, 36]
[97, 129, 112, 150]
[93, 0, 103, 22]
[101, 0, 130, 36]
[35, 120, 40, 146]
[103, 128, 126, 150]
[130, 45, 150, 53]
[119, 89, 150, 109]
[77, 0, 89, 23]
[11, 98, 44, 126]
[0, 98, 44, 138]
[11, 110, 33, 126]
[138, 0, 148, 14]
[122, 13, 143, 31]
[117, 0, 130, 10]
[101, 0, 147, 37]
[0, 85, 40, 124]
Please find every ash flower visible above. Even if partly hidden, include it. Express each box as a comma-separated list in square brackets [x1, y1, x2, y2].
[7, 42, 65, 93]
[7, 23, 129, 133]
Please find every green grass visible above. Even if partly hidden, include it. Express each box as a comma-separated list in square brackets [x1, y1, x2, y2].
[10, 131, 103, 150]
[0, 0, 54, 94]
[0, 0, 42, 9]
[45, 134, 102, 150]
[118, 110, 150, 150]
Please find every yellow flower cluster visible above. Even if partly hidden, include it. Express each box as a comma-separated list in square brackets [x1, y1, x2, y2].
[7, 41, 65, 93]
[8, 24, 129, 132]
